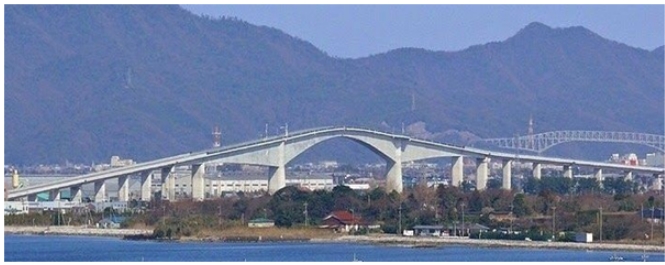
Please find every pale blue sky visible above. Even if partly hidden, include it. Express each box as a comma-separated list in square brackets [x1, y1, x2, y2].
[181, 5, 664, 59]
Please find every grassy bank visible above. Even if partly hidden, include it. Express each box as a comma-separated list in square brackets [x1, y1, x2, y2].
[180, 226, 341, 242]
[322, 234, 665, 253]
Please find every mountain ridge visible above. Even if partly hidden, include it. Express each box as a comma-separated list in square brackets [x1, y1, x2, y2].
[4, 5, 663, 165]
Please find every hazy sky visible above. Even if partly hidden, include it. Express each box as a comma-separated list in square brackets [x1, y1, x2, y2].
[181, 5, 664, 59]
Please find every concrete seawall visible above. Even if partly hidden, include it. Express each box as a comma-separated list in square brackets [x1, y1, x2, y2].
[314, 234, 665, 253]
[4, 226, 152, 237]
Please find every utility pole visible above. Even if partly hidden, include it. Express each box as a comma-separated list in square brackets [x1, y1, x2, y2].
[510, 203, 514, 233]
[265, 123, 268, 140]
[461, 203, 466, 236]
[552, 206, 556, 240]
[650, 206, 655, 241]
[599, 206, 603, 242]
[398, 204, 403, 236]
[304, 202, 309, 227]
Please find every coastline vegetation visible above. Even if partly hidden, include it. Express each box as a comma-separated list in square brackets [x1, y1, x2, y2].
[5, 177, 664, 245]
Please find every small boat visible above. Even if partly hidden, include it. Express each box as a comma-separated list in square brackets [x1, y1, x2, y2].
[353, 253, 362, 262]
[609, 254, 624, 261]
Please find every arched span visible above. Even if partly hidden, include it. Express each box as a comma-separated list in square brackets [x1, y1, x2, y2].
[208, 127, 461, 167]
[481, 131, 665, 154]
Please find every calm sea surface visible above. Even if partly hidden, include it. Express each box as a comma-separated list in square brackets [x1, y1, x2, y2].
[4, 234, 664, 262]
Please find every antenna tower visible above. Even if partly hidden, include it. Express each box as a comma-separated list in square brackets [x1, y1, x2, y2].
[212, 126, 221, 148]
[527, 115, 534, 149]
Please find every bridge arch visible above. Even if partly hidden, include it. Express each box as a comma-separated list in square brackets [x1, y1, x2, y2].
[481, 131, 665, 154]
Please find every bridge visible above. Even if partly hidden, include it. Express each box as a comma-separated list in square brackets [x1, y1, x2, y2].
[480, 130, 665, 154]
[7, 127, 665, 202]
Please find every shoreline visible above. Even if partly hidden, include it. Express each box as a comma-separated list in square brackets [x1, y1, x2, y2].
[4, 225, 152, 238]
[5, 226, 664, 253]
[317, 234, 665, 253]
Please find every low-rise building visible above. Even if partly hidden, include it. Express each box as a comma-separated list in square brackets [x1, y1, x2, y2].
[4, 201, 29, 215]
[98, 216, 126, 229]
[413, 225, 446, 236]
[320, 210, 362, 232]
[248, 218, 275, 228]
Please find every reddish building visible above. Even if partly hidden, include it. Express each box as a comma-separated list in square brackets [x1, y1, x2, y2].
[320, 210, 362, 232]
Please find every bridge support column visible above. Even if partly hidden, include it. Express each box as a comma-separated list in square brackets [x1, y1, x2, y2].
[385, 139, 404, 194]
[49, 190, 61, 201]
[268, 142, 286, 195]
[191, 164, 205, 201]
[502, 160, 512, 190]
[594, 168, 603, 183]
[653, 174, 663, 191]
[118, 175, 130, 202]
[94, 180, 106, 202]
[160, 167, 172, 200]
[268, 166, 286, 195]
[451, 156, 464, 187]
[140, 171, 152, 201]
[70, 186, 82, 203]
[476, 157, 489, 190]
[624, 171, 633, 181]
[563, 165, 572, 179]
[386, 158, 403, 193]
[532, 163, 541, 179]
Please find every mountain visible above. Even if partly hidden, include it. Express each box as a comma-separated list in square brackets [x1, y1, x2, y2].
[4, 6, 664, 165]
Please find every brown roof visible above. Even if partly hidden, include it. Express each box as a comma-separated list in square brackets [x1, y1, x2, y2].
[323, 210, 361, 224]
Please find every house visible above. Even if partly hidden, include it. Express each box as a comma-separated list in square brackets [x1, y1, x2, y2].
[447, 223, 490, 237]
[248, 218, 275, 228]
[320, 210, 362, 232]
[489, 211, 515, 222]
[413, 225, 446, 236]
[4, 201, 29, 215]
[97, 216, 126, 229]
[640, 208, 664, 223]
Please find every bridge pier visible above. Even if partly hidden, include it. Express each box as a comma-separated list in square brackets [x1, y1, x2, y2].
[49, 190, 61, 201]
[160, 167, 174, 200]
[502, 159, 512, 190]
[451, 156, 464, 187]
[476, 157, 489, 190]
[654, 174, 663, 191]
[268, 142, 287, 195]
[118, 175, 130, 202]
[70, 186, 82, 203]
[192, 164, 205, 201]
[268, 166, 286, 195]
[141, 171, 152, 201]
[624, 171, 633, 181]
[563, 165, 573, 179]
[594, 168, 603, 186]
[94, 180, 106, 202]
[385, 139, 404, 194]
[386, 158, 403, 194]
[532, 163, 541, 179]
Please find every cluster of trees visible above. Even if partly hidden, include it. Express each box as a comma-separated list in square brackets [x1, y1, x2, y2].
[6, 180, 663, 243]
[522, 176, 640, 196]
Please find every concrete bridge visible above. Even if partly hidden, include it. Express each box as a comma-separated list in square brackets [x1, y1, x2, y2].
[7, 126, 664, 202]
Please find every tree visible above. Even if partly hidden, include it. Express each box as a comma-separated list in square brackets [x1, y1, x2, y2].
[576, 178, 600, 194]
[487, 178, 502, 190]
[523, 177, 540, 195]
[512, 193, 530, 217]
[268, 186, 310, 227]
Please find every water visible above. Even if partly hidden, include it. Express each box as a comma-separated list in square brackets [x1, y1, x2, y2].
[4, 234, 664, 262]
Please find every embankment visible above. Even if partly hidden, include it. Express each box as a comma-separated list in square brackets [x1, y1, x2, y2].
[4, 226, 152, 237]
[316, 234, 665, 253]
